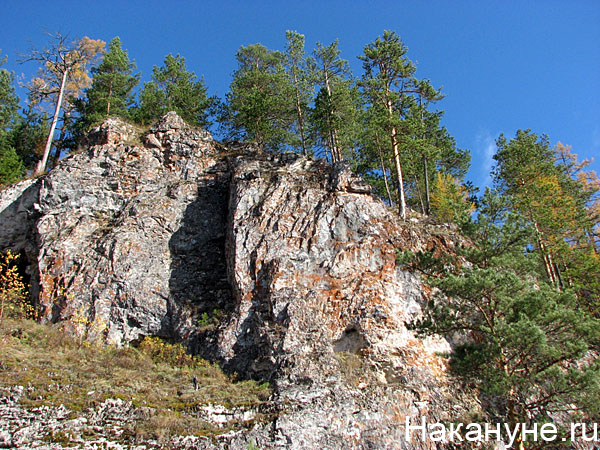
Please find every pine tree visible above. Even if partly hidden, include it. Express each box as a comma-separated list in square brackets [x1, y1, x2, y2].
[135, 81, 165, 125]
[135, 54, 215, 128]
[223, 44, 295, 150]
[410, 79, 445, 214]
[10, 104, 49, 171]
[311, 40, 351, 162]
[0, 145, 24, 186]
[359, 31, 417, 219]
[78, 37, 139, 125]
[0, 53, 19, 131]
[311, 79, 361, 162]
[355, 102, 396, 204]
[493, 131, 600, 311]
[0, 52, 24, 186]
[403, 189, 600, 446]
[283, 31, 315, 155]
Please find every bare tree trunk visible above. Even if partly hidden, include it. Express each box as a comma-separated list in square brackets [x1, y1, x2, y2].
[376, 134, 394, 206]
[533, 219, 561, 289]
[291, 71, 308, 156]
[392, 127, 407, 220]
[324, 71, 341, 162]
[387, 99, 406, 219]
[414, 173, 426, 215]
[423, 156, 431, 215]
[106, 82, 112, 116]
[35, 69, 69, 175]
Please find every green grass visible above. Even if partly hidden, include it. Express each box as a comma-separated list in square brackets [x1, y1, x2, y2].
[0, 318, 271, 443]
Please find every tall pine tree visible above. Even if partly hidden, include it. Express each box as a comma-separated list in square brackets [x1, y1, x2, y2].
[359, 31, 417, 219]
[493, 130, 600, 311]
[283, 31, 315, 155]
[311, 40, 352, 162]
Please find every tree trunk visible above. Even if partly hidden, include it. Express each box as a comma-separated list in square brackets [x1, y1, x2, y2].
[35, 69, 69, 176]
[423, 156, 431, 215]
[419, 96, 431, 215]
[291, 70, 307, 156]
[324, 70, 341, 162]
[376, 134, 394, 206]
[414, 173, 426, 215]
[387, 99, 406, 219]
[533, 219, 561, 289]
[52, 117, 68, 168]
[520, 178, 562, 290]
[106, 82, 112, 116]
[391, 126, 407, 220]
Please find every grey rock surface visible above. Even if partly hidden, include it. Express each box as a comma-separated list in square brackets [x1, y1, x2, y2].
[0, 114, 470, 449]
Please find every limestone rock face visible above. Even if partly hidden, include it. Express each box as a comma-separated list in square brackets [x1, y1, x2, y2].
[0, 114, 466, 449]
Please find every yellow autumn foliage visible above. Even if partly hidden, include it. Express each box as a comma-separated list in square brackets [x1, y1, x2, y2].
[0, 250, 34, 321]
[430, 172, 475, 224]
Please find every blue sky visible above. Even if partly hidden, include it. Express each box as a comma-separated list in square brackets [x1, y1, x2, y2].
[1, 0, 599, 189]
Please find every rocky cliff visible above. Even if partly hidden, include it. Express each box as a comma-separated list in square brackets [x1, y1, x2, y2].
[0, 113, 470, 449]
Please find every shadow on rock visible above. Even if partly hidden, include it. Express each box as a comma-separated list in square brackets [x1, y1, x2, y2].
[0, 180, 42, 310]
[167, 169, 235, 361]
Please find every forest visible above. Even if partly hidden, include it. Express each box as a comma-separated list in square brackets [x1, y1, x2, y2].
[1, 30, 599, 444]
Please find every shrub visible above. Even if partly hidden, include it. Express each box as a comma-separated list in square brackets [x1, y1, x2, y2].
[138, 336, 197, 367]
[0, 250, 33, 321]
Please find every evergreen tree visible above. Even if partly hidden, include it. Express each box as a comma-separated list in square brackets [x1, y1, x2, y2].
[403, 190, 600, 446]
[223, 44, 295, 150]
[355, 102, 396, 205]
[357, 33, 468, 216]
[135, 81, 165, 125]
[359, 31, 417, 219]
[311, 40, 351, 162]
[10, 104, 49, 171]
[283, 31, 315, 155]
[0, 145, 24, 186]
[0, 53, 19, 131]
[407, 79, 445, 214]
[493, 131, 600, 310]
[78, 37, 139, 125]
[0, 52, 24, 186]
[135, 54, 215, 128]
[311, 79, 361, 162]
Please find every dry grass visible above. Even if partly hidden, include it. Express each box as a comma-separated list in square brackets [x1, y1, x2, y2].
[0, 318, 271, 442]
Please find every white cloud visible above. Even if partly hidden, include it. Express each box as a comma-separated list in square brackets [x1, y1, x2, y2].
[472, 130, 498, 190]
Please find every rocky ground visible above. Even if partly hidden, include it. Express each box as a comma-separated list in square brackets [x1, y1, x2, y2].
[0, 385, 262, 449]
